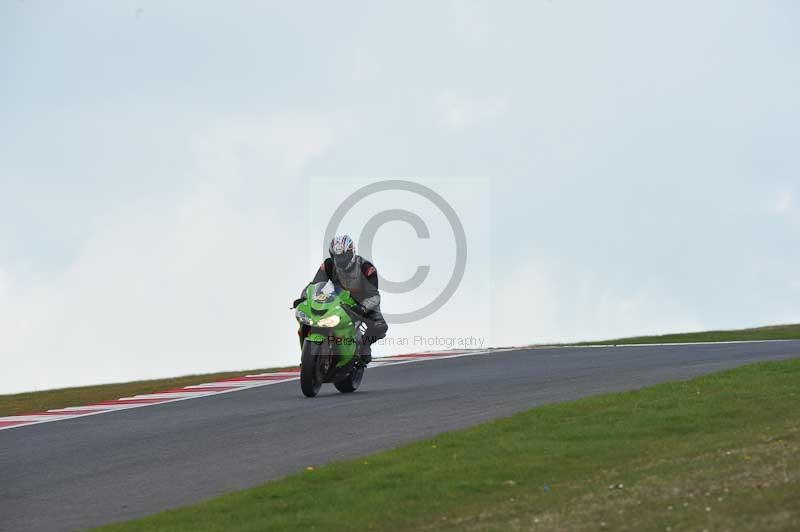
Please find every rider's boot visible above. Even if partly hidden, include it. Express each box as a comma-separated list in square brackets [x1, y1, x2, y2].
[359, 341, 372, 365]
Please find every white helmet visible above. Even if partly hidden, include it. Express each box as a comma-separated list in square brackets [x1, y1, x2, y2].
[329, 234, 356, 269]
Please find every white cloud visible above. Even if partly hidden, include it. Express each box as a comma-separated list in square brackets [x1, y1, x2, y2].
[0, 184, 306, 393]
[0, 268, 8, 300]
[437, 90, 509, 130]
[489, 259, 705, 346]
[774, 189, 794, 214]
[448, 0, 493, 45]
[194, 112, 339, 180]
[351, 48, 382, 82]
[0, 113, 340, 394]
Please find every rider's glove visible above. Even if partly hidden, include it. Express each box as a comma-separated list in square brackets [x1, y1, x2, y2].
[350, 302, 368, 316]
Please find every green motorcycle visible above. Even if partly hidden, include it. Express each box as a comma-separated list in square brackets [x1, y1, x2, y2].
[294, 281, 366, 397]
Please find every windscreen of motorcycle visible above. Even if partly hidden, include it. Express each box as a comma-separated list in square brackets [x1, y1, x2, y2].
[312, 281, 340, 304]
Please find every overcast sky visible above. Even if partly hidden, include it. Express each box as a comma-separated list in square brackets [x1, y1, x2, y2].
[2, 1, 798, 393]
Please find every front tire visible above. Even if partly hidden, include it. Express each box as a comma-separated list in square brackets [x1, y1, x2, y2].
[334, 364, 364, 393]
[300, 341, 323, 397]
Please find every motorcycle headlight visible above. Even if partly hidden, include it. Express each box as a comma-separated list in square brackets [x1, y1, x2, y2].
[295, 309, 313, 326]
[317, 315, 341, 328]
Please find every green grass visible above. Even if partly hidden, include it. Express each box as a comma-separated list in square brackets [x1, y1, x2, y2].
[572, 323, 800, 346]
[97, 358, 800, 532]
[0, 367, 295, 417]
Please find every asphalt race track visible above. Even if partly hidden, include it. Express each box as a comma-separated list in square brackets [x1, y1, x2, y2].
[2, 341, 799, 531]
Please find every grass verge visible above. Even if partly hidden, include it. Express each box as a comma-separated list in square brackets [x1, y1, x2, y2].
[97, 358, 800, 532]
[572, 323, 800, 346]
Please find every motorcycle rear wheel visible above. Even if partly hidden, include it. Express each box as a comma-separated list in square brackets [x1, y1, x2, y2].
[334, 364, 364, 393]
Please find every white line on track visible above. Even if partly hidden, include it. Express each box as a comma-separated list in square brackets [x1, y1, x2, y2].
[0, 349, 499, 432]
[526, 339, 796, 349]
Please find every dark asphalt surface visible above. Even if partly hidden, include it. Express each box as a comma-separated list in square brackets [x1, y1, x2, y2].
[2, 341, 799, 531]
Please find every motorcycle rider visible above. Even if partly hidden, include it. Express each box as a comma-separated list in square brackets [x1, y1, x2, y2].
[294, 234, 388, 364]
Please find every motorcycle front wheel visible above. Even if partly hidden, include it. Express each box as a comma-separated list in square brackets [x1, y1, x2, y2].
[300, 341, 324, 397]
